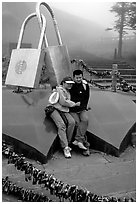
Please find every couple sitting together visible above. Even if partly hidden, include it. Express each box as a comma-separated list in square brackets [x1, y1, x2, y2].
[48, 69, 90, 158]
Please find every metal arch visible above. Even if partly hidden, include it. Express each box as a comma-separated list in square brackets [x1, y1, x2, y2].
[17, 13, 46, 50]
[36, 1, 63, 46]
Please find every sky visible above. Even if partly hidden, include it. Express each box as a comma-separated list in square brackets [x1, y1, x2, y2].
[49, 1, 115, 28]
[2, 0, 136, 31]
[3, 0, 135, 33]
[43, 0, 135, 36]
[1, 0, 116, 29]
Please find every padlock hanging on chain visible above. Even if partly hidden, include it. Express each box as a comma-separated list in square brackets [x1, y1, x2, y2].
[36, 2, 72, 88]
[5, 13, 47, 88]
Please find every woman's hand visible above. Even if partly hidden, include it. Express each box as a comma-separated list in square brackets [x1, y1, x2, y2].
[75, 102, 81, 106]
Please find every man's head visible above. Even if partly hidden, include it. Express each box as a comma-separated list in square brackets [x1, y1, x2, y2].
[73, 69, 83, 84]
[61, 76, 74, 90]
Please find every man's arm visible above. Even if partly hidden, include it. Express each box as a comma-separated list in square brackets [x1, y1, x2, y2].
[81, 84, 90, 109]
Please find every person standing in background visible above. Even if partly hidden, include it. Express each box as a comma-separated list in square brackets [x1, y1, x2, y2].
[111, 63, 118, 92]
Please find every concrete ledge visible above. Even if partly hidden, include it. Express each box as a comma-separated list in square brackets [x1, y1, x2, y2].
[2, 133, 60, 164]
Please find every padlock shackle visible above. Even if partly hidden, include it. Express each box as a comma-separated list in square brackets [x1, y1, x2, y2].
[17, 13, 46, 50]
[36, 2, 63, 46]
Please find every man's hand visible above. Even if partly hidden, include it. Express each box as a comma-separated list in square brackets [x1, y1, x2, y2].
[86, 106, 91, 111]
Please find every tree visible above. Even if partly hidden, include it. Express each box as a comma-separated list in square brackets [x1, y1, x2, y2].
[110, 2, 136, 59]
[126, 2, 136, 30]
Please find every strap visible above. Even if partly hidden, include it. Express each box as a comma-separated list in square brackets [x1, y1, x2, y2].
[58, 111, 68, 126]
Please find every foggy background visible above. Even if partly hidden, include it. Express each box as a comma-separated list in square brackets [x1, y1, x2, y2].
[2, 2, 136, 64]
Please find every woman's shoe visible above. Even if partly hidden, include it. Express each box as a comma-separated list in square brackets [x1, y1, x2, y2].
[64, 147, 71, 158]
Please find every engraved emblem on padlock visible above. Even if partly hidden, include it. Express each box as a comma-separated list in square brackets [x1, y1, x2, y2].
[15, 60, 27, 74]
[5, 13, 46, 88]
[36, 2, 72, 88]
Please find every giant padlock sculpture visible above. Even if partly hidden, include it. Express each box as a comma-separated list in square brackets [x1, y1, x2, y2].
[36, 2, 72, 88]
[5, 13, 46, 88]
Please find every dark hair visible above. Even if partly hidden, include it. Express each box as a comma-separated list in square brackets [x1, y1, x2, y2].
[73, 69, 83, 77]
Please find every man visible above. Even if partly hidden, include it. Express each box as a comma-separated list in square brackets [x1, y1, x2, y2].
[69, 70, 90, 156]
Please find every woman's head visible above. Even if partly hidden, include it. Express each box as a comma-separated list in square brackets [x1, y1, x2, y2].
[61, 76, 74, 90]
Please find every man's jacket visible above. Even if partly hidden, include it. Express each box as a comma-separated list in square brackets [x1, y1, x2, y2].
[69, 80, 90, 112]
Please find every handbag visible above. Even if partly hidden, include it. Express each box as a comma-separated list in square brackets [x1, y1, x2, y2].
[44, 105, 55, 117]
[44, 105, 68, 126]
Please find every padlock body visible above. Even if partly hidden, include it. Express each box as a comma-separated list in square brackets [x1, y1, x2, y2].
[5, 49, 45, 88]
[44, 45, 72, 87]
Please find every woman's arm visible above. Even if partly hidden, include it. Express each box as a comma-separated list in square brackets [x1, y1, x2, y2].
[58, 87, 76, 107]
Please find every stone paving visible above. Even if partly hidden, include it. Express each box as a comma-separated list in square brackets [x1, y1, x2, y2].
[2, 145, 136, 202]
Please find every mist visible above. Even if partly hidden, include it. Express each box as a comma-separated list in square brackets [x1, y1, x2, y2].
[2, 2, 136, 63]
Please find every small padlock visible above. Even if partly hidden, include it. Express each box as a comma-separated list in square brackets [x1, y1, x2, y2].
[5, 13, 46, 88]
[32, 169, 40, 185]
[36, 2, 72, 88]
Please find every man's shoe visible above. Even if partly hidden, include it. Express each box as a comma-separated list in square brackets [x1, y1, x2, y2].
[64, 147, 71, 158]
[72, 140, 87, 150]
[83, 140, 90, 148]
[82, 149, 90, 156]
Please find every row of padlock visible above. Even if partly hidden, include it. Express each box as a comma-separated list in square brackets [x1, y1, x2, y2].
[2, 141, 135, 202]
[5, 2, 72, 89]
[2, 177, 53, 202]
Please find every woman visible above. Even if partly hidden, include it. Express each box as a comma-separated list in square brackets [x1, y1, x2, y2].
[49, 76, 80, 158]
